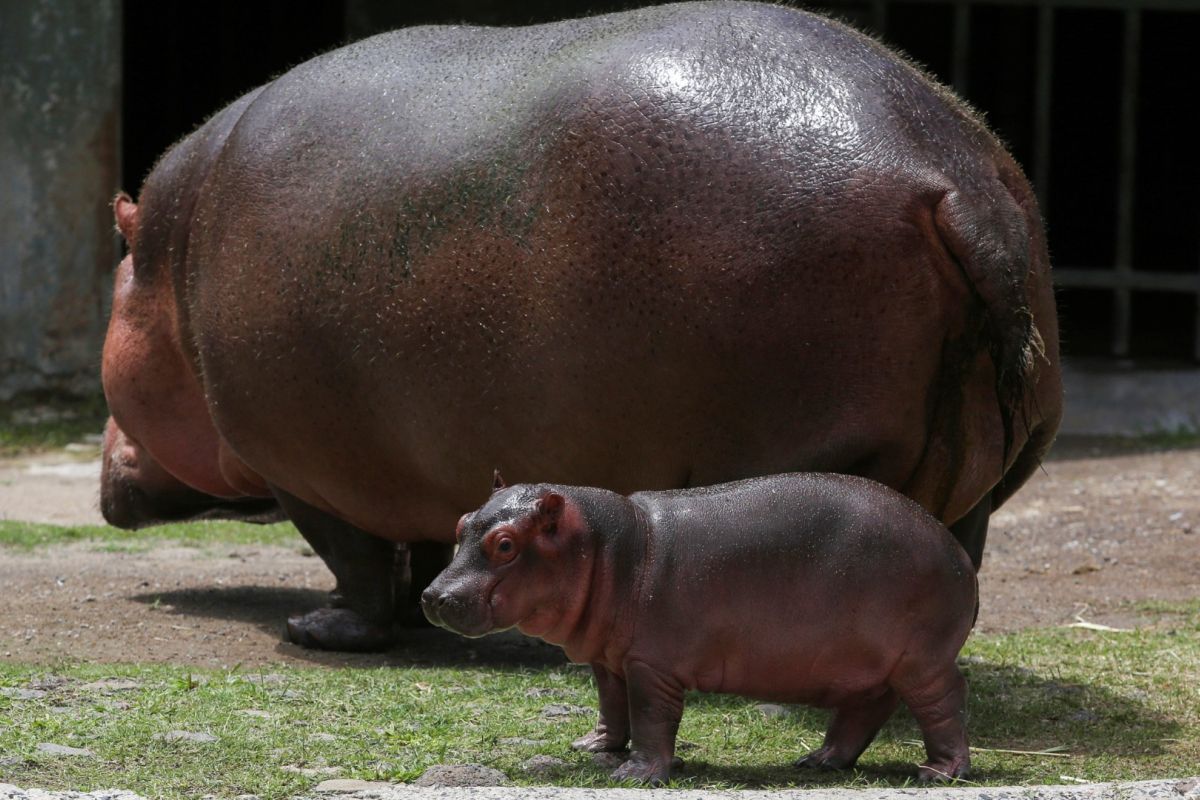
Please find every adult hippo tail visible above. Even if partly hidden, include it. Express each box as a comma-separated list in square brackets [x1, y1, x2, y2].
[101, 1, 1062, 650]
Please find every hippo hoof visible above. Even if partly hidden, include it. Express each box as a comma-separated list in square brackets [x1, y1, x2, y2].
[285, 608, 398, 652]
[795, 747, 853, 771]
[610, 757, 671, 786]
[917, 760, 970, 783]
[571, 730, 628, 753]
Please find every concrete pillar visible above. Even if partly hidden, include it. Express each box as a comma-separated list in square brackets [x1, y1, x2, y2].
[0, 0, 121, 400]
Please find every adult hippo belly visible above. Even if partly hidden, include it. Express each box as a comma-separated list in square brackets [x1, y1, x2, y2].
[102, 1, 1062, 651]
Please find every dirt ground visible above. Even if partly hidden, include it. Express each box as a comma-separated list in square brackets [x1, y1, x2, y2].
[0, 438, 1197, 668]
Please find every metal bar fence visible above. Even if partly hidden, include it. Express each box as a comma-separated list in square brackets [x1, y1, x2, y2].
[819, 0, 1200, 360]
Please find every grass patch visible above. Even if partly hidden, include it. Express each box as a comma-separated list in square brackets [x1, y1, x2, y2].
[1048, 431, 1200, 461]
[0, 394, 109, 457]
[0, 520, 299, 554]
[0, 605, 1196, 797]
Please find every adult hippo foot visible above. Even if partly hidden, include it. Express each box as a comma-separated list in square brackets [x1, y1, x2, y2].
[794, 746, 854, 771]
[917, 759, 971, 783]
[285, 608, 398, 652]
[609, 754, 681, 786]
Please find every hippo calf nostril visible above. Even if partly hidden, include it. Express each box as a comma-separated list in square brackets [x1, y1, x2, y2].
[419, 588, 452, 610]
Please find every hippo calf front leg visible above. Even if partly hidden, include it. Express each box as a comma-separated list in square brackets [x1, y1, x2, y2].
[610, 660, 685, 785]
[572, 664, 631, 753]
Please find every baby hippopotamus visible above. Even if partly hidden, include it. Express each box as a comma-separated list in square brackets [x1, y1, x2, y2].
[422, 473, 977, 784]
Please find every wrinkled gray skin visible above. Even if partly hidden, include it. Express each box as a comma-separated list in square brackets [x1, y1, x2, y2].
[102, 1, 1061, 651]
[423, 475, 978, 784]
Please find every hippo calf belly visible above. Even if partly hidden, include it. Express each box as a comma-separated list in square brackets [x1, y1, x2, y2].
[631, 476, 977, 706]
[423, 473, 977, 784]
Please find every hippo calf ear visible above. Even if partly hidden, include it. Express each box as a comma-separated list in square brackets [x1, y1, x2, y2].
[492, 469, 507, 492]
[113, 193, 138, 245]
[536, 492, 564, 519]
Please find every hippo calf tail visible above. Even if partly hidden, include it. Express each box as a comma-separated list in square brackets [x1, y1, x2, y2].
[933, 178, 1045, 468]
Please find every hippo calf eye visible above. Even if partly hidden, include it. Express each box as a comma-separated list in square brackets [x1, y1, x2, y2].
[484, 529, 518, 562]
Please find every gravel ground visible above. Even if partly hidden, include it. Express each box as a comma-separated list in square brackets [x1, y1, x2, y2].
[2, 777, 1199, 800]
[1, 438, 1198, 797]
[3, 438, 1199, 667]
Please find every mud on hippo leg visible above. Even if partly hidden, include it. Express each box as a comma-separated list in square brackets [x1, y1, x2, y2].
[610, 660, 684, 785]
[572, 664, 631, 753]
[273, 488, 405, 652]
[949, 491, 991, 571]
[899, 667, 971, 782]
[796, 689, 899, 771]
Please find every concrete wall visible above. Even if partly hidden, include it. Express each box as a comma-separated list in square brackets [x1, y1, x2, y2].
[0, 0, 121, 400]
[1061, 361, 1200, 436]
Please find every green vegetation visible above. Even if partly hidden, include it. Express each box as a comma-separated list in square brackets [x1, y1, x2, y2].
[0, 394, 109, 456]
[0, 604, 1196, 798]
[1134, 427, 1200, 451]
[1047, 431, 1200, 461]
[0, 520, 298, 553]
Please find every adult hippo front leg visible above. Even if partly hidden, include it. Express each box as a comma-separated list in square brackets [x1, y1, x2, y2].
[272, 489, 408, 651]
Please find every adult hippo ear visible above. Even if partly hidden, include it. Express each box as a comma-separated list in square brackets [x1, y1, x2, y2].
[492, 469, 507, 492]
[103, 188, 252, 501]
[113, 193, 138, 247]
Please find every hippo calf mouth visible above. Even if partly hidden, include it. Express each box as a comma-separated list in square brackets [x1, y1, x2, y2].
[420, 587, 495, 638]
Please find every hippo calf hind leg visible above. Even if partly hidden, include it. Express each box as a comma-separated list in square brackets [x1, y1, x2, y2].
[796, 689, 899, 771]
[897, 667, 971, 782]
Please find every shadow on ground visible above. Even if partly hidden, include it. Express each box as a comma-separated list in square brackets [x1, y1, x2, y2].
[125, 584, 1182, 787]
[132, 585, 568, 670]
[579, 660, 1180, 788]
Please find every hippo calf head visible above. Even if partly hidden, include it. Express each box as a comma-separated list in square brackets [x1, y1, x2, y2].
[422, 478, 591, 639]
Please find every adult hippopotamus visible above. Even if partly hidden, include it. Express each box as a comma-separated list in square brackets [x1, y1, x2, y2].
[422, 474, 977, 783]
[101, 1, 1062, 650]
[100, 417, 283, 528]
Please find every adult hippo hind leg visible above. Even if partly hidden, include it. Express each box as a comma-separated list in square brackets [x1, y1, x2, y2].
[273, 489, 406, 652]
[949, 491, 991, 572]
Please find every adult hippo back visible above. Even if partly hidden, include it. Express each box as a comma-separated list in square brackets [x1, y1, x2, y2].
[102, 1, 1061, 649]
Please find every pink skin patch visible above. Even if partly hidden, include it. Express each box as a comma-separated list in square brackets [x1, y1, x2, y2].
[103, 194, 267, 500]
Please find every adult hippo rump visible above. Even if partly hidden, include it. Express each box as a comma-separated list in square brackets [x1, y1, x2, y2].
[101, 1, 1062, 650]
